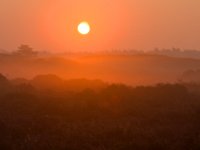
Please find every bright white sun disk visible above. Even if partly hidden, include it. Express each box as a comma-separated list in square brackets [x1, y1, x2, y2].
[78, 22, 90, 35]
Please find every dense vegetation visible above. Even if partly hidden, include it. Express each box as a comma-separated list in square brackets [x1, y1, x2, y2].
[0, 73, 200, 150]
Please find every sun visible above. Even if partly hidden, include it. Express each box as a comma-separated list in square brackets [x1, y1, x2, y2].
[77, 21, 90, 35]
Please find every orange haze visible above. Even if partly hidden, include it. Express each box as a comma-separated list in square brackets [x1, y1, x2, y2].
[1, 0, 200, 51]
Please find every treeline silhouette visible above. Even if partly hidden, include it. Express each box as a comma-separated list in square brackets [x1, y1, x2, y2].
[1, 45, 200, 58]
[0, 73, 200, 149]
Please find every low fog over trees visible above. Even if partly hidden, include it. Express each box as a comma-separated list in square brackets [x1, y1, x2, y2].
[1, 46, 200, 85]
[1, 46, 200, 149]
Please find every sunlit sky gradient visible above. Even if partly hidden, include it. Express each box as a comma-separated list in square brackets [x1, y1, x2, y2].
[1, 0, 200, 52]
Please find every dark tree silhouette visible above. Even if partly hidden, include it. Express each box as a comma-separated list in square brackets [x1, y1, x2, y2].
[14, 44, 37, 56]
[0, 73, 200, 150]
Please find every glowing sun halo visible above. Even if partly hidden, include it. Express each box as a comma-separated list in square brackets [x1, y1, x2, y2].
[78, 22, 90, 35]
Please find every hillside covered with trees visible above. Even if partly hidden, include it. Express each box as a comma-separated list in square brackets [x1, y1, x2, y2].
[0, 73, 200, 149]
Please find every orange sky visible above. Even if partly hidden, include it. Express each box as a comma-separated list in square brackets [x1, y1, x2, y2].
[1, 0, 200, 52]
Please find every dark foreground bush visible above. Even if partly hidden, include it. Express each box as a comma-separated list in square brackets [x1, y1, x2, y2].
[0, 75, 200, 150]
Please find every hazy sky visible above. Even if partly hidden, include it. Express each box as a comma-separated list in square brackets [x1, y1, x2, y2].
[1, 0, 200, 52]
